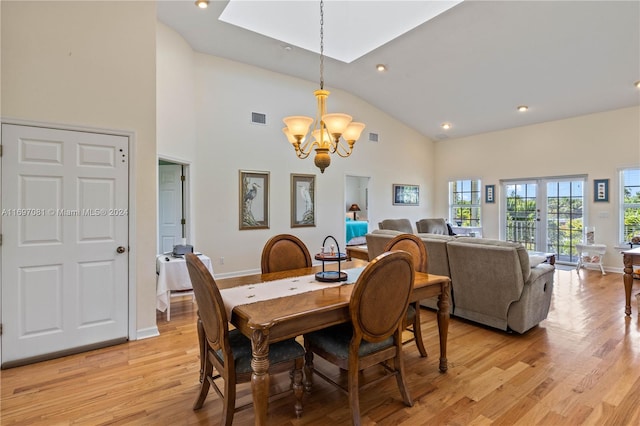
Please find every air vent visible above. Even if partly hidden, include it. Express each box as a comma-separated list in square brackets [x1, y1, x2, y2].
[435, 134, 449, 140]
[251, 112, 267, 125]
[368, 132, 379, 143]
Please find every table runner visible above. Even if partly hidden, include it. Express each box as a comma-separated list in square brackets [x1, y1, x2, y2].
[219, 267, 365, 318]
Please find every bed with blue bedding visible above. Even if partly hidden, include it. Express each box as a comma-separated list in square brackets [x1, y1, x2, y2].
[346, 219, 369, 246]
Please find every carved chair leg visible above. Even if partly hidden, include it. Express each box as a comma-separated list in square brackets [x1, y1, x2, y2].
[292, 358, 304, 418]
[412, 303, 428, 357]
[303, 342, 314, 393]
[193, 357, 212, 410]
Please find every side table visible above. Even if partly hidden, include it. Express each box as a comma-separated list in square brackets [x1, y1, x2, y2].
[576, 244, 606, 275]
[346, 245, 369, 261]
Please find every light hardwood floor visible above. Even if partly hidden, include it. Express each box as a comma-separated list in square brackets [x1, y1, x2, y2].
[2, 267, 640, 425]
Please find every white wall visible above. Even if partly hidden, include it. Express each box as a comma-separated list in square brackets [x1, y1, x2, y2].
[193, 55, 435, 275]
[2, 1, 158, 334]
[156, 23, 436, 276]
[434, 106, 640, 269]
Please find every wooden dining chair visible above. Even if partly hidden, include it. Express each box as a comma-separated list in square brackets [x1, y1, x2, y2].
[383, 233, 429, 357]
[185, 253, 306, 426]
[261, 234, 312, 273]
[303, 251, 414, 425]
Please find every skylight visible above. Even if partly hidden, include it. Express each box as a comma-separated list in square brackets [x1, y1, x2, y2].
[219, 0, 464, 63]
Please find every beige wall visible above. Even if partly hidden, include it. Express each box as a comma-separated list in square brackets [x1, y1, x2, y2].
[157, 23, 436, 276]
[434, 106, 640, 269]
[1, 1, 158, 335]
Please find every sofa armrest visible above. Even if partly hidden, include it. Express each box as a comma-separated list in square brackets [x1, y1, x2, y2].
[507, 263, 555, 333]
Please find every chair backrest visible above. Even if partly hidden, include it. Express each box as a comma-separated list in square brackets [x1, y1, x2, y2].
[416, 218, 448, 235]
[185, 253, 229, 355]
[350, 251, 414, 343]
[261, 234, 312, 273]
[383, 233, 428, 273]
[378, 219, 414, 233]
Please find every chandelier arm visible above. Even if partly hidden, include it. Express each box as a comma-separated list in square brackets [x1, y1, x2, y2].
[298, 138, 319, 158]
[332, 139, 354, 158]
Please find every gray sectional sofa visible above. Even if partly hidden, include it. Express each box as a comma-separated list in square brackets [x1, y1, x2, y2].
[365, 229, 555, 333]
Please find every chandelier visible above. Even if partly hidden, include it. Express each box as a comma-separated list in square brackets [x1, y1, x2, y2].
[282, 0, 365, 173]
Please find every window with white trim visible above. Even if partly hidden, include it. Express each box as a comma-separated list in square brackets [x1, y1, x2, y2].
[621, 168, 640, 243]
[449, 179, 481, 226]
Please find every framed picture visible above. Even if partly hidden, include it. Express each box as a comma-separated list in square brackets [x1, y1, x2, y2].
[485, 184, 495, 203]
[239, 170, 269, 230]
[392, 184, 419, 206]
[594, 179, 609, 202]
[291, 173, 316, 227]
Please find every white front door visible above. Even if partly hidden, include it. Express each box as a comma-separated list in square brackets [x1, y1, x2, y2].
[1, 124, 129, 366]
[158, 163, 183, 254]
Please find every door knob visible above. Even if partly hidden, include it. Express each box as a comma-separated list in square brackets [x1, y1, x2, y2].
[116, 246, 126, 254]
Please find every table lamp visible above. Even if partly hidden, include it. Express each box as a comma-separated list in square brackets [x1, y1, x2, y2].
[348, 203, 361, 220]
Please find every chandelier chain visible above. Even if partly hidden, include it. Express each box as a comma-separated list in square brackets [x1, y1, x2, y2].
[319, 0, 324, 90]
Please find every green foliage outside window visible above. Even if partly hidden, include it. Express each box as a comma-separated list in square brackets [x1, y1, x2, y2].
[449, 180, 481, 226]
[622, 168, 640, 241]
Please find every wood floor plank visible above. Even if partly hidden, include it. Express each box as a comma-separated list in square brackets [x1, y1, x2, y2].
[2, 269, 640, 425]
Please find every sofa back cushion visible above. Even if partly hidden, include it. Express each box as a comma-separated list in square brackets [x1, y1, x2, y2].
[452, 237, 530, 282]
[365, 230, 403, 260]
[378, 218, 414, 233]
[415, 233, 455, 277]
[416, 218, 448, 235]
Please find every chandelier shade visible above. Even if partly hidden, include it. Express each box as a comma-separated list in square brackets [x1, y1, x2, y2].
[282, 0, 365, 173]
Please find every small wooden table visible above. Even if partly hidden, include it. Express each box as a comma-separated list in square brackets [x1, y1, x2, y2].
[622, 247, 640, 316]
[216, 260, 451, 425]
[346, 245, 369, 261]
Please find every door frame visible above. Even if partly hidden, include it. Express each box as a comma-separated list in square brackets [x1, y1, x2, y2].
[0, 118, 138, 366]
[344, 173, 371, 245]
[157, 156, 191, 254]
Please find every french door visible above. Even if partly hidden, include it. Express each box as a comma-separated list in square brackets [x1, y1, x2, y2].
[503, 176, 585, 263]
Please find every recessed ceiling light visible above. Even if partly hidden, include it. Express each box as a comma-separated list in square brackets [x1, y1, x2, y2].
[441, 122, 452, 130]
[376, 64, 387, 72]
[635, 80, 640, 88]
[195, 0, 209, 9]
[517, 105, 528, 112]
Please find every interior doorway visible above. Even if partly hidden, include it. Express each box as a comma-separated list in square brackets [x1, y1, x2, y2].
[345, 175, 370, 247]
[158, 159, 190, 254]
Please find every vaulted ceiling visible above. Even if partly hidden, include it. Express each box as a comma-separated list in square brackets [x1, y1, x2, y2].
[157, 0, 640, 141]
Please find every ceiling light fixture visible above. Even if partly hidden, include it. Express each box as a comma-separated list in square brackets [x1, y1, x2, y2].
[441, 122, 452, 130]
[517, 105, 529, 112]
[376, 64, 387, 72]
[282, 0, 365, 173]
[195, 0, 209, 9]
[635, 80, 640, 88]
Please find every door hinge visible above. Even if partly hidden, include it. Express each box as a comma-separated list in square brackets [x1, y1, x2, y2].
[0, 323, 3, 336]
[181, 218, 186, 225]
[0, 145, 3, 156]
[180, 175, 185, 182]
[0, 234, 2, 246]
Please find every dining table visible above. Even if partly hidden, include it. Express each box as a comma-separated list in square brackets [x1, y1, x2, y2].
[215, 259, 451, 426]
[622, 246, 640, 315]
